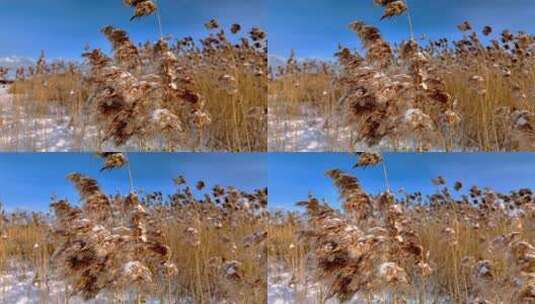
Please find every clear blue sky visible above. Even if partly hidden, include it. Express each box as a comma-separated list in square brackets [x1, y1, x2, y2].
[268, 0, 535, 59]
[0, 153, 266, 212]
[269, 153, 535, 210]
[0, 0, 265, 60]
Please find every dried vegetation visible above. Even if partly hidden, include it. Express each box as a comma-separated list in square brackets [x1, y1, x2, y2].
[3, 1, 267, 151]
[1, 153, 268, 303]
[269, 0, 535, 151]
[269, 153, 535, 303]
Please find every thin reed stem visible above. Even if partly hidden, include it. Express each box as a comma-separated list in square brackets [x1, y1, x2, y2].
[382, 154, 391, 192]
[125, 153, 135, 192]
[153, 0, 164, 38]
[405, 0, 415, 40]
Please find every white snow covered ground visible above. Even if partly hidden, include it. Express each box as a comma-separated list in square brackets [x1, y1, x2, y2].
[0, 86, 155, 152]
[0, 262, 191, 304]
[268, 263, 328, 304]
[0, 262, 109, 304]
[268, 104, 355, 152]
[268, 103, 438, 152]
[0, 85, 99, 152]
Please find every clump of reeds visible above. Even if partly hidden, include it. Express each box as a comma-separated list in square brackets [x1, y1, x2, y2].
[0, 67, 9, 81]
[50, 173, 175, 300]
[142, 176, 268, 303]
[353, 152, 383, 168]
[297, 168, 431, 302]
[5, 2, 267, 152]
[269, 1, 535, 151]
[83, 18, 267, 151]
[123, 0, 157, 21]
[270, 161, 535, 303]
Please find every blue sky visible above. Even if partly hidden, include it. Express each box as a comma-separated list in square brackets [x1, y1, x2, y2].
[268, 0, 535, 59]
[3, 1, 534, 61]
[0, 0, 265, 60]
[1, 153, 534, 212]
[269, 153, 535, 210]
[0, 153, 266, 212]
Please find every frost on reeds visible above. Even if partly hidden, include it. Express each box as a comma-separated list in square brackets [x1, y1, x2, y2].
[278, 165, 535, 303]
[81, 20, 267, 151]
[43, 162, 267, 302]
[298, 170, 431, 302]
[123, 0, 157, 21]
[82, 27, 208, 149]
[340, 19, 535, 151]
[338, 21, 457, 151]
[270, 2, 535, 151]
[8, 11, 267, 151]
[50, 174, 174, 300]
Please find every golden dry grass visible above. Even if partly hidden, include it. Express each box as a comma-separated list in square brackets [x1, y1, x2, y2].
[0, 155, 267, 303]
[268, 154, 535, 303]
[269, 2, 535, 152]
[2, 0, 267, 152]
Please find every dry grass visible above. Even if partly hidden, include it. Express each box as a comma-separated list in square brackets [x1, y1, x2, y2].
[269, 1, 535, 151]
[269, 153, 535, 303]
[2, 2, 266, 152]
[268, 57, 352, 151]
[0, 154, 267, 303]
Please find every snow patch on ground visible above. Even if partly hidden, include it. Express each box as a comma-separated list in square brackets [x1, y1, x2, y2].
[268, 104, 355, 152]
[0, 264, 108, 304]
[0, 86, 95, 151]
[0, 262, 190, 303]
[0, 86, 141, 151]
[268, 103, 447, 152]
[268, 263, 349, 304]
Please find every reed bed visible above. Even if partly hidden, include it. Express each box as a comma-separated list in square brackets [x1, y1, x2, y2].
[269, 0, 535, 152]
[269, 153, 535, 303]
[2, 1, 267, 152]
[0, 154, 267, 303]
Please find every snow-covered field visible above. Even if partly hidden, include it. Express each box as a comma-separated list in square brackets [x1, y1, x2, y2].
[0, 262, 192, 304]
[268, 263, 448, 304]
[0, 86, 155, 152]
[0, 85, 99, 152]
[0, 262, 109, 304]
[268, 104, 354, 152]
[268, 103, 448, 152]
[268, 263, 333, 304]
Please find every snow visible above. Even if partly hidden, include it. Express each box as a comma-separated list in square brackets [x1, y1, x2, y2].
[0, 86, 92, 151]
[268, 263, 341, 304]
[0, 86, 133, 151]
[268, 103, 355, 152]
[0, 263, 108, 304]
[268, 102, 458, 152]
[0, 262, 189, 303]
